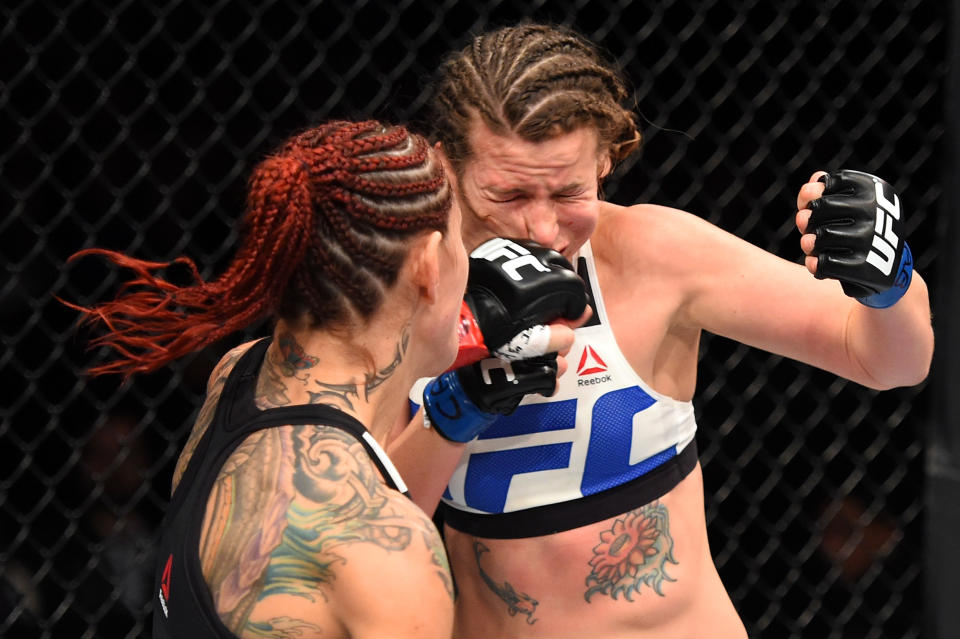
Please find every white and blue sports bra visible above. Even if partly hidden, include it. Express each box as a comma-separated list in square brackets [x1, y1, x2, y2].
[411, 240, 698, 538]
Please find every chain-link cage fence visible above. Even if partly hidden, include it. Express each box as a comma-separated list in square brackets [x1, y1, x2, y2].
[0, 1, 946, 637]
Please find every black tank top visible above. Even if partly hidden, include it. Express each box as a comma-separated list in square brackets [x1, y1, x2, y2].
[152, 338, 408, 638]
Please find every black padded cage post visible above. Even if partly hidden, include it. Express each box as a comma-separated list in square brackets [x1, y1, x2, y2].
[926, 2, 960, 637]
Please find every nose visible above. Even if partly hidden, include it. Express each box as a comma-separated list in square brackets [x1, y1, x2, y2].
[524, 200, 560, 248]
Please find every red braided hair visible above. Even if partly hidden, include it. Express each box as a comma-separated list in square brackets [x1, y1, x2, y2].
[64, 120, 452, 377]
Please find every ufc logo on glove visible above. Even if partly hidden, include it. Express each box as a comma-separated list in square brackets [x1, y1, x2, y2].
[807, 169, 914, 309]
[471, 238, 553, 281]
[867, 178, 901, 276]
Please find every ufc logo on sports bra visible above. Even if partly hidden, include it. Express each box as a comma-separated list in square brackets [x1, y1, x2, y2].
[471, 238, 551, 281]
[868, 179, 901, 276]
[447, 386, 678, 514]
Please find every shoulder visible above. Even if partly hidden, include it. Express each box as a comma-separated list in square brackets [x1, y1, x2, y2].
[170, 339, 263, 492]
[595, 202, 732, 271]
[592, 202, 748, 310]
[280, 424, 455, 636]
[206, 339, 261, 392]
[203, 423, 453, 636]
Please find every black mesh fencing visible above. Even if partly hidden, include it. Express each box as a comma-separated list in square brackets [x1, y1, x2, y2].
[1, 1, 947, 637]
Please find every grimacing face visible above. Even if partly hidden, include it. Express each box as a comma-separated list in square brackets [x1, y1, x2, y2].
[456, 120, 608, 260]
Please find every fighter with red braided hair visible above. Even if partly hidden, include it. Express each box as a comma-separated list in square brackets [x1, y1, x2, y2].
[64, 119, 588, 638]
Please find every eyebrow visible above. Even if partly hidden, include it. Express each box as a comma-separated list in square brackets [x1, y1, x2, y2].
[485, 182, 585, 196]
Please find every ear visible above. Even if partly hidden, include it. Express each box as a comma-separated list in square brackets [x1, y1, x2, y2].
[408, 230, 442, 305]
[597, 153, 612, 180]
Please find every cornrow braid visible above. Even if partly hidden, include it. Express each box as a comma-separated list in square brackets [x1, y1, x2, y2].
[428, 23, 641, 173]
[65, 120, 451, 377]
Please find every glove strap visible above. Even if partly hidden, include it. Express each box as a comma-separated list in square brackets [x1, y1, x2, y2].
[422, 371, 497, 443]
[451, 298, 490, 370]
[857, 243, 913, 309]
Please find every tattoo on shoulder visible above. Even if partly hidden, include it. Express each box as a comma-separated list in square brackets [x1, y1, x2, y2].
[584, 502, 678, 602]
[204, 424, 421, 634]
[424, 529, 455, 601]
[171, 344, 248, 492]
[257, 426, 414, 600]
[256, 346, 297, 408]
[475, 541, 539, 624]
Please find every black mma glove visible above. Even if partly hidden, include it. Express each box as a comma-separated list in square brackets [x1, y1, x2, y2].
[422, 355, 559, 443]
[807, 169, 914, 308]
[452, 237, 589, 369]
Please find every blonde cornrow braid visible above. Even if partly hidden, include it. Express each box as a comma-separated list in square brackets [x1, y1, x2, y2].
[429, 23, 641, 172]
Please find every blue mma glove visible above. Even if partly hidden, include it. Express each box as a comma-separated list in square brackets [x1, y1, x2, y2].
[423, 355, 558, 443]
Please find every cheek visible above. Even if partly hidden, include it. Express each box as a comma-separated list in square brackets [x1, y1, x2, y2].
[561, 200, 600, 235]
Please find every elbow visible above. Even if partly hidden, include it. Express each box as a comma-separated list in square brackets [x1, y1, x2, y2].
[904, 334, 935, 387]
[869, 330, 935, 390]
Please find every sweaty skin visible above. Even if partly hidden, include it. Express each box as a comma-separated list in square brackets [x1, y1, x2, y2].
[415, 122, 933, 639]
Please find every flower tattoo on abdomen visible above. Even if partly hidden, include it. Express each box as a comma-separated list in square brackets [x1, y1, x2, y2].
[584, 502, 677, 602]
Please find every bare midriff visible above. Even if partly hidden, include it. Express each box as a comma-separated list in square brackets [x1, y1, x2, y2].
[445, 464, 746, 639]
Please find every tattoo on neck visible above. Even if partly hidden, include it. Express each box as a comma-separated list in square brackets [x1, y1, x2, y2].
[364, 329, 409, 396]
[277, 332, 319, 377]
[257, 351, 294, 408]
[307, 382, 359, 411]
[270, 328, 410, 411]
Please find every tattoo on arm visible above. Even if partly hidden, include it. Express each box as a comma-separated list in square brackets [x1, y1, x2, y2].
[245, 616, 323, 638]
[474, 541, 539, 624]
[424, 530, 455, 601]
[204, 425, 423, 634]
[584, 502, 678, 602]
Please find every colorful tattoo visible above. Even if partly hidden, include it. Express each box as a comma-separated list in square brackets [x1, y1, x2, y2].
[425, 530, 455, 601]
[171, 344, 247, 492]
[257, 346, 296, 408]
[199, 424, 434, 634]
[277, 331, 320, 374]
[474, 541, 538, 624]
[584, 502, 678, 602]
[187, 332, 441, 634]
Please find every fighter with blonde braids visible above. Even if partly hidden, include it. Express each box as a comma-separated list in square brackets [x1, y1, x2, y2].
[388, 24, 934, 638]
[65, 119, 584, 638]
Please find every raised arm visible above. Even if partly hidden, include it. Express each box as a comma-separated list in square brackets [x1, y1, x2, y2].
[639, 172, 932, 390]
[795, 170, 933, 388]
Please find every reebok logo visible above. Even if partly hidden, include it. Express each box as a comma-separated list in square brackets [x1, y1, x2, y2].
[577, 346, 607, 376]
[158, 554, 172, 618]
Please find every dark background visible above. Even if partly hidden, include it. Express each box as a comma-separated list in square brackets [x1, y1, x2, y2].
[1, 1, 952, 637]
